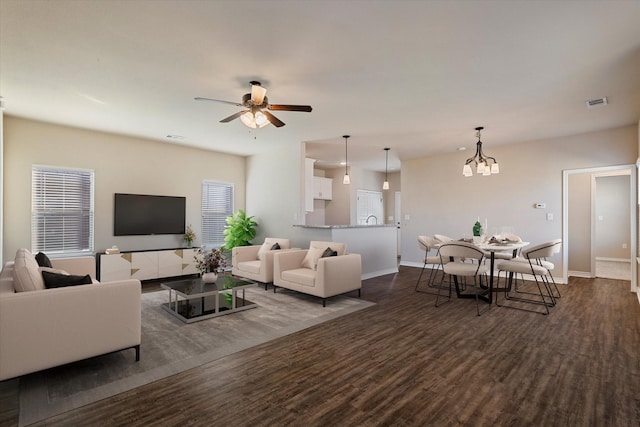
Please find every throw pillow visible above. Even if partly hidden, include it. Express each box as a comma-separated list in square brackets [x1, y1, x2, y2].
[35, 252, 53, 268]
[321, 247, 338, 258]
[39, 266, 70, 276]
[257, 241, 272, 261]
[301, 247, 325, 270]
[42, 271, 93, 289]
[271, 242, 281, 250]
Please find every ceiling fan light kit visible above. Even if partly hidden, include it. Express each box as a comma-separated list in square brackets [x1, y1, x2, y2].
[195, 81, 312, 129]
[462, 126, 500, 177]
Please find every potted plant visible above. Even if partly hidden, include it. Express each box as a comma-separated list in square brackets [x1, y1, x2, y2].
[223, 209, 257, 251]
[184, 224, 196, 247]
[194, 247, 227, 283]
[472, 220, 482, 244]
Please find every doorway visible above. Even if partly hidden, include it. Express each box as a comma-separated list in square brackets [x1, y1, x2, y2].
[563, 164, 636, 292]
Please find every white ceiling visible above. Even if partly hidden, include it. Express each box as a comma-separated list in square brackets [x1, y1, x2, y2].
[1, 0, 640, 173]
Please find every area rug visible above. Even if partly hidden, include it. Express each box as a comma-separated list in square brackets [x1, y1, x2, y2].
[18, 287, 374, 426]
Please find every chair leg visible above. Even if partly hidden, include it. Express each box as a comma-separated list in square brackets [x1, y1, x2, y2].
[435, 273, 452, 307]
[499, 271, 551, 315]
[415, 262, 428, 291]
[416, 264, 448, 295]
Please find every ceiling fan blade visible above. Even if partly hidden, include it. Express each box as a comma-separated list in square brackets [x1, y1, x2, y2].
[220, 110, 247, 123]
[263, 110, 285, 127]
[268, 104, 312, 112]
[251, 84, 267, 105]
[195, 97, 243, 107]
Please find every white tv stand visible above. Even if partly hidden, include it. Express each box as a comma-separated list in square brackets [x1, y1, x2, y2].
[97, 248, 198, 282]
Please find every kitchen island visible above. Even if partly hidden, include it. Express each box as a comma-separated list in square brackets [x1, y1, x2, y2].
[292, 224, 398, 279]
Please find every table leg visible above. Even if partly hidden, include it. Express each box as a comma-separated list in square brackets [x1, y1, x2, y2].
[489, 252, 495, 304]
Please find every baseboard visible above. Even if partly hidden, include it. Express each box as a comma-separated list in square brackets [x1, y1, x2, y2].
[568, 270, 592, 278]
[595, 257, 631, 263]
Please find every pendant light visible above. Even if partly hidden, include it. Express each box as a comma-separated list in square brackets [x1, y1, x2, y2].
[343, 135, 351, 184]
[382, 147, 390, 190]
[462, 126, 499, 177]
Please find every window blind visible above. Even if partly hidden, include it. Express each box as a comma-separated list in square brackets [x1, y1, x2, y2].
[31, 166, 94, 255]
[201, 181, 233, 247]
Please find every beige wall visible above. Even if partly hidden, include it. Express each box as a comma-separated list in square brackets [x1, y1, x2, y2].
[596, 174, 631, 259]
[384, 171, 401, 225]
[401, 124, 638, 281]
[325, 168, 350, 226]
[568, 172, 591, 273]
[3, 116, 246, 262]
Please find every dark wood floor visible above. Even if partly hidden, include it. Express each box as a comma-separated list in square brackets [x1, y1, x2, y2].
[2, 266, 640, 426]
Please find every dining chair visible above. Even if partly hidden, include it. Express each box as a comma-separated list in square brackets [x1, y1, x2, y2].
[496, 239, 562, 315]
[436, 241, 490, 316]
[509, 238, 562, 299]
[434, 234, 454, 243]
[415, 236, 448, 295]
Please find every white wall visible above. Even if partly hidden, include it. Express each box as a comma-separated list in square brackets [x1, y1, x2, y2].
[245, 143, 304, 246]
[400, 124, 638, 281]
[3, 116, 246, 262]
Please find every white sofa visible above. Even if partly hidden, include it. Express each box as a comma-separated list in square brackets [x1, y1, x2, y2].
[232, 238, 291, 289]
[273, 241, 362, 306]
[0, 249, 141, 381]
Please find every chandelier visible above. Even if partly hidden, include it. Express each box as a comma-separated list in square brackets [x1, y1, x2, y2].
[462, 126, 500, 177]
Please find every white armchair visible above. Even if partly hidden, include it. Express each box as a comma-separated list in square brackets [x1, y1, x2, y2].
[273, 241, 362, 306]
[232, 237, 291, 288]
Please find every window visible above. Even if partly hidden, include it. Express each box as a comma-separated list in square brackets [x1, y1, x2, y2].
[356, 189, 384, 225]
[31, 166, 94, 256]
[201, 181, 233, 247]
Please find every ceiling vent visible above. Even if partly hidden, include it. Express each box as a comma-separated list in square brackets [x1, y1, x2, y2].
[586, 97, 608, 108]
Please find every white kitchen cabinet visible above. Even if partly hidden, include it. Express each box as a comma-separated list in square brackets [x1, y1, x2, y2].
[313, 176, 333, 200]
[305, 158, 316, 212]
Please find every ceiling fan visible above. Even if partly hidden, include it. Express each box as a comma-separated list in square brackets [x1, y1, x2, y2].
[195, 81, 312, 128]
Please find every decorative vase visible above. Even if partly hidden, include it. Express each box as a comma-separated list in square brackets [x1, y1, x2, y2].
[202, 272, 218, 283]
[185, 239, 192, 248]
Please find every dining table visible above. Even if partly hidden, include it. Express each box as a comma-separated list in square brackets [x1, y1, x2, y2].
[476, 240, 530, 303]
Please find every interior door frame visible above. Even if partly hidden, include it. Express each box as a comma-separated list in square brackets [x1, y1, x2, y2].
[562, 164, 636, 293]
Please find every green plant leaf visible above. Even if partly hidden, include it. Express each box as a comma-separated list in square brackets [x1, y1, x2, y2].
[223, 209, 258, 251]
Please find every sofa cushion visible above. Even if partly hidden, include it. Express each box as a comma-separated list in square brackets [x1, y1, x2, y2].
[237, 260, 261, 274]
[281, 268, 316, 287]
[310, 241, 346, 256]
[301, 247, 325, 270]
[35, 252, 53, 268]
[258, 238, 291, 261]
[13, 248, 46, 292]
[271, 242, 281, 250]
[41, 271, 93, 288]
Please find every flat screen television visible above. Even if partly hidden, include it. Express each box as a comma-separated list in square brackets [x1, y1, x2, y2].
[114, 193, 186, 236]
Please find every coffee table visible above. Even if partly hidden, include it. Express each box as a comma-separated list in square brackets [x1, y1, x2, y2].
[161, 275, 257, 323]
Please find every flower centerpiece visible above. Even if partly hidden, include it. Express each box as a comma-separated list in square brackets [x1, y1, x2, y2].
[184, 224, 196, 247]
[472, 220, 483, 244]
[194, 247, 227, 283]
